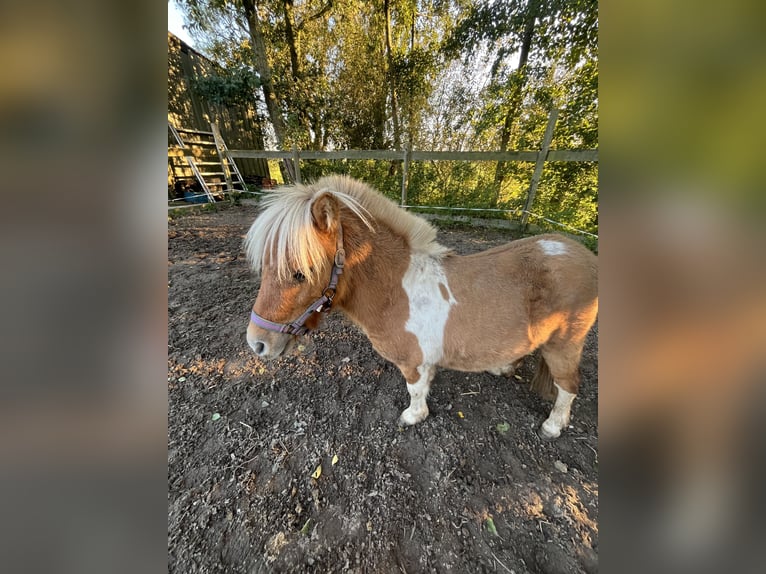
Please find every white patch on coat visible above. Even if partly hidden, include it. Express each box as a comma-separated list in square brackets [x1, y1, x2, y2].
[538, 239, 568, 256]
[541, 382, 576, 438]
[401, 253, 457, 365]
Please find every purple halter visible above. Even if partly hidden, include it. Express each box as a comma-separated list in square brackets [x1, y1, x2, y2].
[250, 227, 346, 336]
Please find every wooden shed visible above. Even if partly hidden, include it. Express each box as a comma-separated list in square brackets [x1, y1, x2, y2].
[168, 32, 270, 193]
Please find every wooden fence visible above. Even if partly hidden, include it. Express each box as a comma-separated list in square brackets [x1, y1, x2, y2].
[228, 109, 598, 234]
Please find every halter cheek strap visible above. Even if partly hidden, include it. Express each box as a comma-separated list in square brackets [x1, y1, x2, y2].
[250, 226, 346, 336]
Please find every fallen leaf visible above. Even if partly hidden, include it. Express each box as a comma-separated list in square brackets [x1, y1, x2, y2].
[211, 413, 221, 421]
[331, 454, 339, 466]
[496, 422, 510, 434]
[485, 516, 498, 536]
[311, 464, 322, 479]
[457, 411, 465, 419]
[300, 518, 312, 535]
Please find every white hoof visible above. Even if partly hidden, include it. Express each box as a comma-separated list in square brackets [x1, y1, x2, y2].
[398, 405, 429, 426]
[538, 419, 562, 441]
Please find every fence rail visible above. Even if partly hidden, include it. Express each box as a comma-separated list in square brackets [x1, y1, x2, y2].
[227, 148, 597, 162]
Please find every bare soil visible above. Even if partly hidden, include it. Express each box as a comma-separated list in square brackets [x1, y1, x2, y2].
[168, 203, 598, 574]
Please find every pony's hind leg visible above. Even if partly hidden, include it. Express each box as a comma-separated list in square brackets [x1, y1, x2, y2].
[535, 343, 584, 440]
[398, 364, 435, 426]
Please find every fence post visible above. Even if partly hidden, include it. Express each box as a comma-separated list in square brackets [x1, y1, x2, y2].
[291, 146, 302, 184]
[401, 143, 411, 205]
[521, 107, 558, 229]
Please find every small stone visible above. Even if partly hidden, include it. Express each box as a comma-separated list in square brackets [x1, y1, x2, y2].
[553, 460, 568, 473]
[545, 498, 565, 518]
[261, 400, 270, 408]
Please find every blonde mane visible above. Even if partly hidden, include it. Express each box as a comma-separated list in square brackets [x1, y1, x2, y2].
[244, 175, 448, 283]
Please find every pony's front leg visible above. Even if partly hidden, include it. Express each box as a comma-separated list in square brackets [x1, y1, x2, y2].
[398, 364, 435, 426]
[539, 382, 576, 440]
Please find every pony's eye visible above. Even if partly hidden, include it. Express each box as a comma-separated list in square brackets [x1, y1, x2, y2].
[293, 271, 306, 283]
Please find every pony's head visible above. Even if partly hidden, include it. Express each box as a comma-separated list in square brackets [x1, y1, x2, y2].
[243, 178, 371, 359]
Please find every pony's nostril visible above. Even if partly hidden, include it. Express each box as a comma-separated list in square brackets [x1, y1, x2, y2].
[247, 335, 267, 356]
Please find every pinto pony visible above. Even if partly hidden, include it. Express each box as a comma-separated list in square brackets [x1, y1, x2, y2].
[245, 176, 597, 439]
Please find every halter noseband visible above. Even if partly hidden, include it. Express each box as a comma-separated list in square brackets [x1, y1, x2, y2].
[249, 226, 346, 336]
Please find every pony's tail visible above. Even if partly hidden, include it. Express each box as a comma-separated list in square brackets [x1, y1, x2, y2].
[530, 353, 557, 400]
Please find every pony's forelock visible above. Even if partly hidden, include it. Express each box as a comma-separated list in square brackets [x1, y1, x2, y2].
[244, 175, 446, 283]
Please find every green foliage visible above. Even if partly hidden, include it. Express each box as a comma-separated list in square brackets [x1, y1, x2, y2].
[190, 65, 260, 106]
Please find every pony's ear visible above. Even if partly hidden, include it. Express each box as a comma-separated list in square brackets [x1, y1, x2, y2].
[310, 192, 339, 233]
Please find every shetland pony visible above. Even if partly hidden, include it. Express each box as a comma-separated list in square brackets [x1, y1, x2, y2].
[244, 175, 597, 439]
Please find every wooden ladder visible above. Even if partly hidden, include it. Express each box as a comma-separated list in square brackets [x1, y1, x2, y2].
[168, 122, 247, 202]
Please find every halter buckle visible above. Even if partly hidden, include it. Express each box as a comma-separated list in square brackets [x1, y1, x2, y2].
[322, 287, 336, 301]
[334, 248, 346, 268]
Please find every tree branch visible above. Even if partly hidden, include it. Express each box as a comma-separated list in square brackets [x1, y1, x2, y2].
[295, 0, 333, 31]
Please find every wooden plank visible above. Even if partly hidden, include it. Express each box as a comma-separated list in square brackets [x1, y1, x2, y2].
[297, 150, 402, 160]
[210, 122, 234, 192]
[175, 128, 214, 136]
[521, 108, 559, 228]
[411, 150, 538, 162]
[292, 146, 302, 184]
[229, 150, 294, 159]
[546, 149, 598, 162]
[401, 144, 411, 205]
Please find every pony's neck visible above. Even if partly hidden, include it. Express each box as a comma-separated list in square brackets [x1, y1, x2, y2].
[335, 218, 412, 333]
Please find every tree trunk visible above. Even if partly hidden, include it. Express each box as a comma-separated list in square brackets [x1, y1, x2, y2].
[282, 0, 301, 81]
[406, 8, 417, 158]
[490, 0, 538, 208]
[384, 0, 401, 150]
[282, 0, 313, 146]
[242, 0, 294, 180]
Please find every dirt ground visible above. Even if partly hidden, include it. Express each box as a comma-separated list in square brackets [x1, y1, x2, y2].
[168, 203, 598, 574]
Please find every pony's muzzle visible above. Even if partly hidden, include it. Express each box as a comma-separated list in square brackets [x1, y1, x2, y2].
[247, 322, 291, 360]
